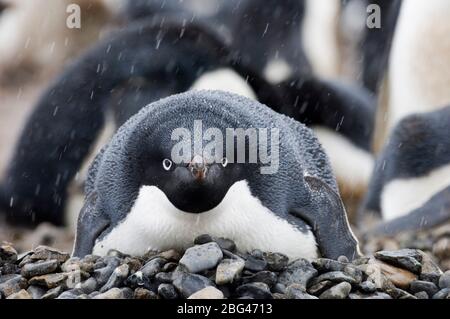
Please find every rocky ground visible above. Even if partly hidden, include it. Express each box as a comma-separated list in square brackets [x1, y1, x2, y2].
[1, 233, 449, 300]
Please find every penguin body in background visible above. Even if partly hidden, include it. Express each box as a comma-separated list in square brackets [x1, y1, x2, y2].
[361, 106, 450, 234]
[73, 90, 360, 261]
[373, 0, 450, 150]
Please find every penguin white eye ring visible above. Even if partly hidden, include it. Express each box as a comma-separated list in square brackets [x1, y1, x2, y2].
[221, 157, 229, 168]
[162, 159, 173, 171]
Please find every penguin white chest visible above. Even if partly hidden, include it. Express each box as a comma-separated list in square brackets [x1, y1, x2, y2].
[93, 181, 318, 260]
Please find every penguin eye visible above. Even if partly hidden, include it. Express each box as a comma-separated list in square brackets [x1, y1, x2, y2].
[221, 157, 228, 168]
[162, 159, 173, 171]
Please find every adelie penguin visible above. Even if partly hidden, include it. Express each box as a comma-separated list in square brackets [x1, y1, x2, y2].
[73, 90, 360, 261]
[360, 106, 450, 235]
[373, 0, 450, 151]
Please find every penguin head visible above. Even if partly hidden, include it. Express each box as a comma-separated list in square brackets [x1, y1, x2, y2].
[143, 151, 245, 214]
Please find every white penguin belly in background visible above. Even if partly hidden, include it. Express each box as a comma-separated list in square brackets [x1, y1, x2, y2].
[381, 164, 450, 221]
[93, 180, 318, 260]
[388, 0, 450, 131]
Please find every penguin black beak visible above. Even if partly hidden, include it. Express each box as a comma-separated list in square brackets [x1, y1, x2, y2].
[189, 155, 208, 182]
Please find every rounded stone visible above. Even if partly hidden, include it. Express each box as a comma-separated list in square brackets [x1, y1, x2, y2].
[179, 242, 223, 273]
[319, 282, 352, 299]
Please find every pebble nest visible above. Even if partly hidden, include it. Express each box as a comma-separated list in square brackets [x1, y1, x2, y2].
[1, 233, 450, 300]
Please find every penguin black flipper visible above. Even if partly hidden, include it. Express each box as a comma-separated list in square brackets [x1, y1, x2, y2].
[72, 192, 110, 258]
[370, 186, 450, 236]
[275, 76, 376, 151]
[291, 176, 360, 260]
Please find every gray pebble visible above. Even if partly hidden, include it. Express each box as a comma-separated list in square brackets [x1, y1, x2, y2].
[0, 244, 18, 264]
[319, 282, 352, 299]
[158, 250, 181, 262]
[386, 287, 417, 299]
[286, 284, 318, 299]
[414, 291, 429, 299]
[250, 249, 264, 259]
[30, 246, 69, 263]
[312, 259, 347, 273]
[162, 262, 177, 272]
[244, 255, 267, 272]
[439, 271, 450, 289]
[27, 285, 46, 299]
[125, 271, 155, 291]
[215, 238, 237, 252]
[29, 273, 67, 289]
[100, 264, 129, 292]
[172, 272, 213, 298]
[215, 258, 245, 285]
[358, 281, 377, 293]
[364, 292, 393, 299]
[235, 282, 273, 299]
[308, 280, 334, 295]
[418, 251, 443, 284]
[158, 283, 179, 299]
[21, 260, 58, 278]
[93, 288, 124, 299]
[337, 256, 349, 263]
[155, 271, 173, 284]
[278, 259, 317, 289]
[432, 288, 450, 299]
[273, 283, 287, 294]
[62, 257, 94, 273]
[264, 252, 289, 271]
[179, 242, 223, 273]
[374, 249, 422, 274]
[121, 287, 134, 299]
[0, 263, 18, 275]
[93, 264, 117, 287]
[77, 277, 98, 294]
[194, 234, 214, 245]
[6, 289, 32, 299]
[141, 257, 167, 278]
[134, 288, 158, 299]
[310, 271, 358, 286]
[41, 286, 64, 299]
[57, 290, 81, 299]
[409, 280, 439, 297]
[0, 275, 28, 297]
[241, 271, 277, 288]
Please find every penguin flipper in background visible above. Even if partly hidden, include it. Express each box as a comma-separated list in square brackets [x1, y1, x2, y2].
[0, 18, 241, 226]
[370, 186, 450, 236]
[273, 76, 376, 151]
[291, 176, 360, 260]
